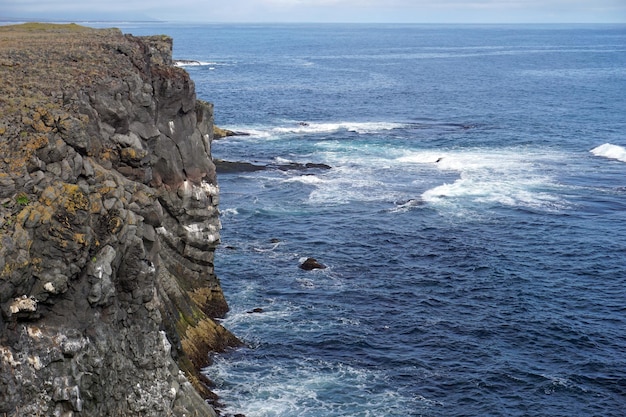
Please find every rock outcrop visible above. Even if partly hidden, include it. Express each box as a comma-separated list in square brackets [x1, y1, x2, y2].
[299, 257, 327, 271]
[0, 23, 240, 416]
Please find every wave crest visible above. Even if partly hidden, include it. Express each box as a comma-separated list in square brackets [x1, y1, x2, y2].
[272, 121, 406, 135]
[590, 143, 626, 163]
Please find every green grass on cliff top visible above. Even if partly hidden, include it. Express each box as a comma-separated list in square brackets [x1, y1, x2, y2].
[0, 22, 113, 33]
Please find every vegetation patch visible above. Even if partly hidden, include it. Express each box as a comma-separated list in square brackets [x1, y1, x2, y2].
[15, 192, 29, 206]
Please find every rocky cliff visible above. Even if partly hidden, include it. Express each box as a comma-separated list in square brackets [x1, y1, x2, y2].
[0, 23, 240, 416]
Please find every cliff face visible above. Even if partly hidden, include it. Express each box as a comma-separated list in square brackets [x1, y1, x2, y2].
[0, 23, 240, 416]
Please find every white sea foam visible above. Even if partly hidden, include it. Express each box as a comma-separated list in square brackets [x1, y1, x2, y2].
[590, 143, 626, 163]
[279, 162, 390, 204]
[274, 156, 294, 164]
[422, 178, 564, 211]
[218, 297, 297, 333]
[217, 121, 406, 141]
[255, 151, 397, 206]
[252, 241, 281, 252]
[306, 175, 391, 205]
[295, 277, 317, 289]
[220, 207, 239, 217]
[205, 357, 417, 417]
[272, 121, 406, 135]
[225, 306, 294, 328]
[284, 175, 325, 185]
[398, 149, 569, 213]
[397, 151, 445, 164]
[220, 126, 571, 213]
[387, 198, 426, 213]
[173, 60, 216, 67]
[228, 128, 275, 140]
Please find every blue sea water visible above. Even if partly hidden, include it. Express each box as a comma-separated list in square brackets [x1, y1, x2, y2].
[122, 23, 626, 416]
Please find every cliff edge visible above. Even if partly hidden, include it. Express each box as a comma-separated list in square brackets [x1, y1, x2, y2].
[0, 23, 240, 416]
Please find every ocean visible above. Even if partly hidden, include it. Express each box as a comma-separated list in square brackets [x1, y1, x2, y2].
[120, 23, 626, 416]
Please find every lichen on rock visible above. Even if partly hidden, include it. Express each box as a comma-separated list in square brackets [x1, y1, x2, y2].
[0, 23, 240, 416]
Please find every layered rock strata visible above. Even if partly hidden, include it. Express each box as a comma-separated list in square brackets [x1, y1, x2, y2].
[0, 23, 240, 416]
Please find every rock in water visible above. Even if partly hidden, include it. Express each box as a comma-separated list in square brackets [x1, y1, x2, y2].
[300, 257, 327, 270]
[0, 23, 240, 417]
[213, 125, 247, 139]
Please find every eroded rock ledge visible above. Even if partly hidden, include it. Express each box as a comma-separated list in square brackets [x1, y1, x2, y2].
[0, 23, 240, 416]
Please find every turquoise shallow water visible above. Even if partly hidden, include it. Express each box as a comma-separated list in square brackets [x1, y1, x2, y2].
[121, 23, 626, 416]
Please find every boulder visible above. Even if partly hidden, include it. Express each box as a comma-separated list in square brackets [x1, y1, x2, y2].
[300, 257, 327, 270]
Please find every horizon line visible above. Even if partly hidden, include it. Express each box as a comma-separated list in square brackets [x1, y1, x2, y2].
[2, 18, 625, 25]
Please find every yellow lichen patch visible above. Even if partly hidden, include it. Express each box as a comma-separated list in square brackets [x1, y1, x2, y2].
[120, 147, 147, 161]
[189, 287, 228, 318]
[1, 263, 11, 278]
[15, 206, 32, 226]
[39, 183, 89, 215]
[184, 373, 208, 398]
[34, 106, 55, 126]
[62, 183, 89, 214]
[73, 233, 88, 246]
[213, 125, 236, 139]
[99, 147, 117, 162]
[95, 185, 115, 196]
[29, 204, 54, 225]
[89, 194, 103, 214]
[1, 259, 30, 279]
[25, 134, 48, 151]
[180, 318, 221, 365]
[30, 119, 51, 133]
[39, 185, 59, 206]
[57, 117, 75, 132]
[0, 130, 50, 175]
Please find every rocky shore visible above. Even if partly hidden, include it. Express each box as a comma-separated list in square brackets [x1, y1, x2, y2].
[0, 23, 240, 416]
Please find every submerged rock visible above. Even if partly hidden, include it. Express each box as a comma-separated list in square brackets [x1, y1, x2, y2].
[0, 23, 240, 417]
[215, 158, 331, 174]
[275, 162, 332, 171]
[214, 159, 267, 173]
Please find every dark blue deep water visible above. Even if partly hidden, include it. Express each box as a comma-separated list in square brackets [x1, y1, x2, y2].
[123, 23, 626, 416]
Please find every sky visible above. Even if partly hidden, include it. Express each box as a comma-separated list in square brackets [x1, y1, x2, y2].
[2, 0, 626, 23]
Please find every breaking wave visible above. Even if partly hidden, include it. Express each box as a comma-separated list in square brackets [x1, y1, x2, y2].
[590, 143, 626, 163]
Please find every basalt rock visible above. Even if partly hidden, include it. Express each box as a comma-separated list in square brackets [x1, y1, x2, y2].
[300, 257, 327, 271]
[213, 125, 247, 139]
[214, 158, 332, 174]
[0, 23, 240, 416]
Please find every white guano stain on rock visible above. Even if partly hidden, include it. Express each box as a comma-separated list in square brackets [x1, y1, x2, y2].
[9, 295, 38, 315]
